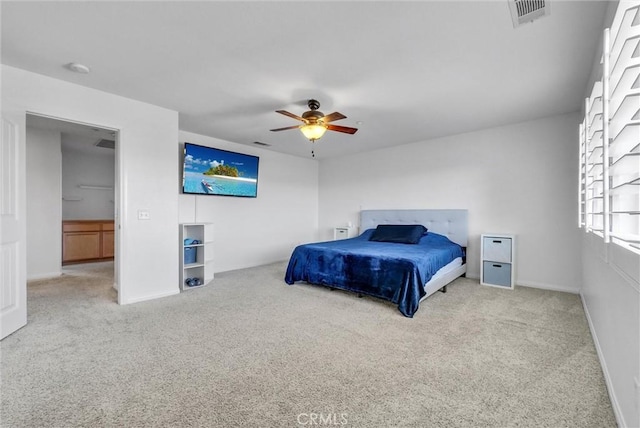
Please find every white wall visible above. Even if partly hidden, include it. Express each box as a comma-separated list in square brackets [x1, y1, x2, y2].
[25, 127, 62, 280]
[581, 234, 639, 428]
[61, 143, 115, 220]
[319, 112, 582, 293]
[2, 65, 180, 304]
[178, 131, 319, 273]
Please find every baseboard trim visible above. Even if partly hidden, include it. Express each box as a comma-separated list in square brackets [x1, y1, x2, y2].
[27, 272, 62, 281]
[516, 280, 579, 294]
[121, 288, 179, 305]
[580, 291, 625, 428]
[465, 275, 579, 294]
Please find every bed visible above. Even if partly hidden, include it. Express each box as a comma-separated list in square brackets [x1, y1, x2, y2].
[284, 209, 468, 317]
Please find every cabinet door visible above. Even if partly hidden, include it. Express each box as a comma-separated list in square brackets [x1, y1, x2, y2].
[63, 232, 101, 262]
[102, 231, 115, 258]
[482, 237, 512, 263]
[482, 261, 512, 288]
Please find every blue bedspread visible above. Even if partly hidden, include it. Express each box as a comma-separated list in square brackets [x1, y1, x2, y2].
[284, 229, 464, 317]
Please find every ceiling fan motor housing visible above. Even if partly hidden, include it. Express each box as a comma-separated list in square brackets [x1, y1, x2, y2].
[302, 110, 324, 124]
[307, 99, 321, 110]
[303, 100, 324, 124]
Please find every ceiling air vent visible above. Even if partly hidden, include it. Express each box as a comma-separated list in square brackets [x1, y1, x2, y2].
[509, 0, 550, 28]
[253, 141, 271, 147]
[95, 139, 116, 149]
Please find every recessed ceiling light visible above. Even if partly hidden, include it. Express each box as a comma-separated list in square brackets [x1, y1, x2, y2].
[66, 62, 91, 74]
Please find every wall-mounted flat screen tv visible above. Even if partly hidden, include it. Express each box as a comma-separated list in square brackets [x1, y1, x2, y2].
[182, 142, 259, 198]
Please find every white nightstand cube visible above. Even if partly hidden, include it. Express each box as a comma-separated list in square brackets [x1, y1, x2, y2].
[334, 227, 353, 240]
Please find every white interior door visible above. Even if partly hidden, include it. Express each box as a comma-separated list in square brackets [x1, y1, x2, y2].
[1, 117, 27, 339]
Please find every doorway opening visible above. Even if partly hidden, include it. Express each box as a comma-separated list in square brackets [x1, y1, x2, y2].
[25, 113, 119, 302]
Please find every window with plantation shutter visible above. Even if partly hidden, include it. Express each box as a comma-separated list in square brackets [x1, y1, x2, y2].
[608, 1, 639, 253]
[580, 0, 639, 257]
[583, 81, 606, 236]
[579, 119, 587, 228]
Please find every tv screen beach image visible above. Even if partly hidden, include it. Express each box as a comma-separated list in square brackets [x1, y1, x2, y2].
[182, 143, 259, 197]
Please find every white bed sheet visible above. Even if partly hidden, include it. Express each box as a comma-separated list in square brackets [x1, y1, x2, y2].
[420, 256, 466, 302]
[426, 257, 462, 287]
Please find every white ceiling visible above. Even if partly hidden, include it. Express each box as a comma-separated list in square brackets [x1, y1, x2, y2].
[2, 1, 608, 159]
[26, 114, 116, 157]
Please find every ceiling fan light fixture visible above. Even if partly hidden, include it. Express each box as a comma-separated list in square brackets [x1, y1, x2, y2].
[300, 123, 327, 141]
[270, 100, 357, 148]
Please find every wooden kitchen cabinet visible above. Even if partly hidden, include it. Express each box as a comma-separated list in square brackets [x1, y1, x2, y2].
[62, 220, 115, 264]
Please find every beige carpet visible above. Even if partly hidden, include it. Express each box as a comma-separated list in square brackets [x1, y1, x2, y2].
[1, 261, 615, 427]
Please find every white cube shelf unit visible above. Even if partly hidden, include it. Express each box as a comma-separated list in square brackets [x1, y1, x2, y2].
[481, 234, 515, 289]
[180, 223, 214, 291]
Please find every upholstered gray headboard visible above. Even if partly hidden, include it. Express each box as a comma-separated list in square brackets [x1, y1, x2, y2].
[360, 209, 468, 247]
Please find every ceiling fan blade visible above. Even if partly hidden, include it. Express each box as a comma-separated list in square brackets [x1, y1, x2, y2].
[276, 110, 305, 122]
[322, 112, 347, 123]
[327, 124, 358, 135]
[270, 125, 302, 132]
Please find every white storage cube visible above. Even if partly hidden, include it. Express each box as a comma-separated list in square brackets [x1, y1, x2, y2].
[481, 234, 515, 289]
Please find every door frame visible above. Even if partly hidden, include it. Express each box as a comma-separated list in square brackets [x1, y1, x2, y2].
[26, 111, 123, 302]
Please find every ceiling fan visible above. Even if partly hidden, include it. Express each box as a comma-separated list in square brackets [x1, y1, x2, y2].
[270, 99, 358, 143]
